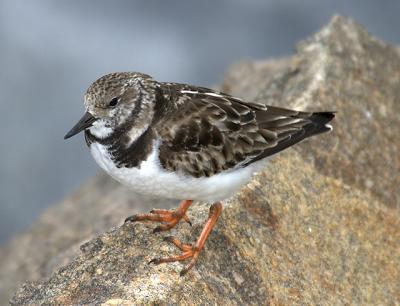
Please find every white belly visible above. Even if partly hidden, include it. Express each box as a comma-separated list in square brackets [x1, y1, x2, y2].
[90, 141, 265, 202]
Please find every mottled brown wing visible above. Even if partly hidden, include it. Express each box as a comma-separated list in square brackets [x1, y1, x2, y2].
[157, 85, 334, 178]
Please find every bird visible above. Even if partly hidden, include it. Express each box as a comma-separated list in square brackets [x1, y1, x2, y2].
[64, 72, 335, 275]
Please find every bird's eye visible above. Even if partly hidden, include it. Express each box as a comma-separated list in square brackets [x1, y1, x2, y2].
[108, 97, 120, 107]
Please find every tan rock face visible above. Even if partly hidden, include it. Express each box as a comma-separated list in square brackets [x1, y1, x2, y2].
[2, 16, 399, 305]
[223, 16, 400, 209]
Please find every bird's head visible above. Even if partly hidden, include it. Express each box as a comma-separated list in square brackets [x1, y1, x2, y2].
[64, 72, 157, 140]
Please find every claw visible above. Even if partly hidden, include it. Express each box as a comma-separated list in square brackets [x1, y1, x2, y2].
[163, 236, 174, 243]
[149, 258, 162, 265]
[153, 226, 162, 233]
[183, 214, 192, 226]
[180, 268, 189, 277]
[124, 215, 138, 223]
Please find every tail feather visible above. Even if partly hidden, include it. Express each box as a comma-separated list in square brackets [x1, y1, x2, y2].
[307, 111, 336, 135]
[243, 110, 335, 166]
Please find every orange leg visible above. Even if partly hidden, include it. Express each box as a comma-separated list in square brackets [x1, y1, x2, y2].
[149, 202, 223, 276]
[125, 200, 193, 233]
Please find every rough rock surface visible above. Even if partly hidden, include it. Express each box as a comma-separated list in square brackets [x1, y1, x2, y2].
[2, 16, 399, 305]
[222, 16, 400, 210]
[0, 176, 177, 304]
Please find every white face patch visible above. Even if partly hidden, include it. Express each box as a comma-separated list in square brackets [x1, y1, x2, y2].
[89, 119, 113, 138]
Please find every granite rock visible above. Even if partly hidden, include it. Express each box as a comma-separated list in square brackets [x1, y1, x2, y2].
[0, 176, 177, 304]
[3, 16, 400, 305]
[223, 15, 400, 209]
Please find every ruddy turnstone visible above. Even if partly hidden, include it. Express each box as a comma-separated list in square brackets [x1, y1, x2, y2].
[65, 72, 335, 275]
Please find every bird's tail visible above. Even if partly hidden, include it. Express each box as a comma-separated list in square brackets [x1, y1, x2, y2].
[306, 111, 336, 136]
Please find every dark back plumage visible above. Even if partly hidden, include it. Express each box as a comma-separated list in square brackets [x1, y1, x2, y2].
[156, 83, 334, 177]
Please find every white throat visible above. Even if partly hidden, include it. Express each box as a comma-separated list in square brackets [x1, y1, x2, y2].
[89, 119, 113, 138]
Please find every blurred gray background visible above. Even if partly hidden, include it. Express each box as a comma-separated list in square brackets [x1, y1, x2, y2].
[1, 0, 399, 244]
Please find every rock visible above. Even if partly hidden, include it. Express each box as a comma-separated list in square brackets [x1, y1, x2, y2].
[223, 16, 400, 209]
[0, 176, 177, 304]
[3, 15, 400, 304]
[10, 154, 400, 305]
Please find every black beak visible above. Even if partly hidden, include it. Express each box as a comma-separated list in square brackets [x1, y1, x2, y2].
[64, 112, 97, 139]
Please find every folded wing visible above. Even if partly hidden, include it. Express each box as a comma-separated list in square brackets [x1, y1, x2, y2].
[157, 84, 334, 177]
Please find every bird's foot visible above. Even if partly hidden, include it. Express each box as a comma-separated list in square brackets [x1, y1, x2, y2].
[124, 200, 193, 232]
[149, 202, 223, 275]
[149, 236, 200, 276]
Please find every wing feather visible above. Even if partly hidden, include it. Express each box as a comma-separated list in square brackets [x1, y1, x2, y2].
[157, 83, 334, 177]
